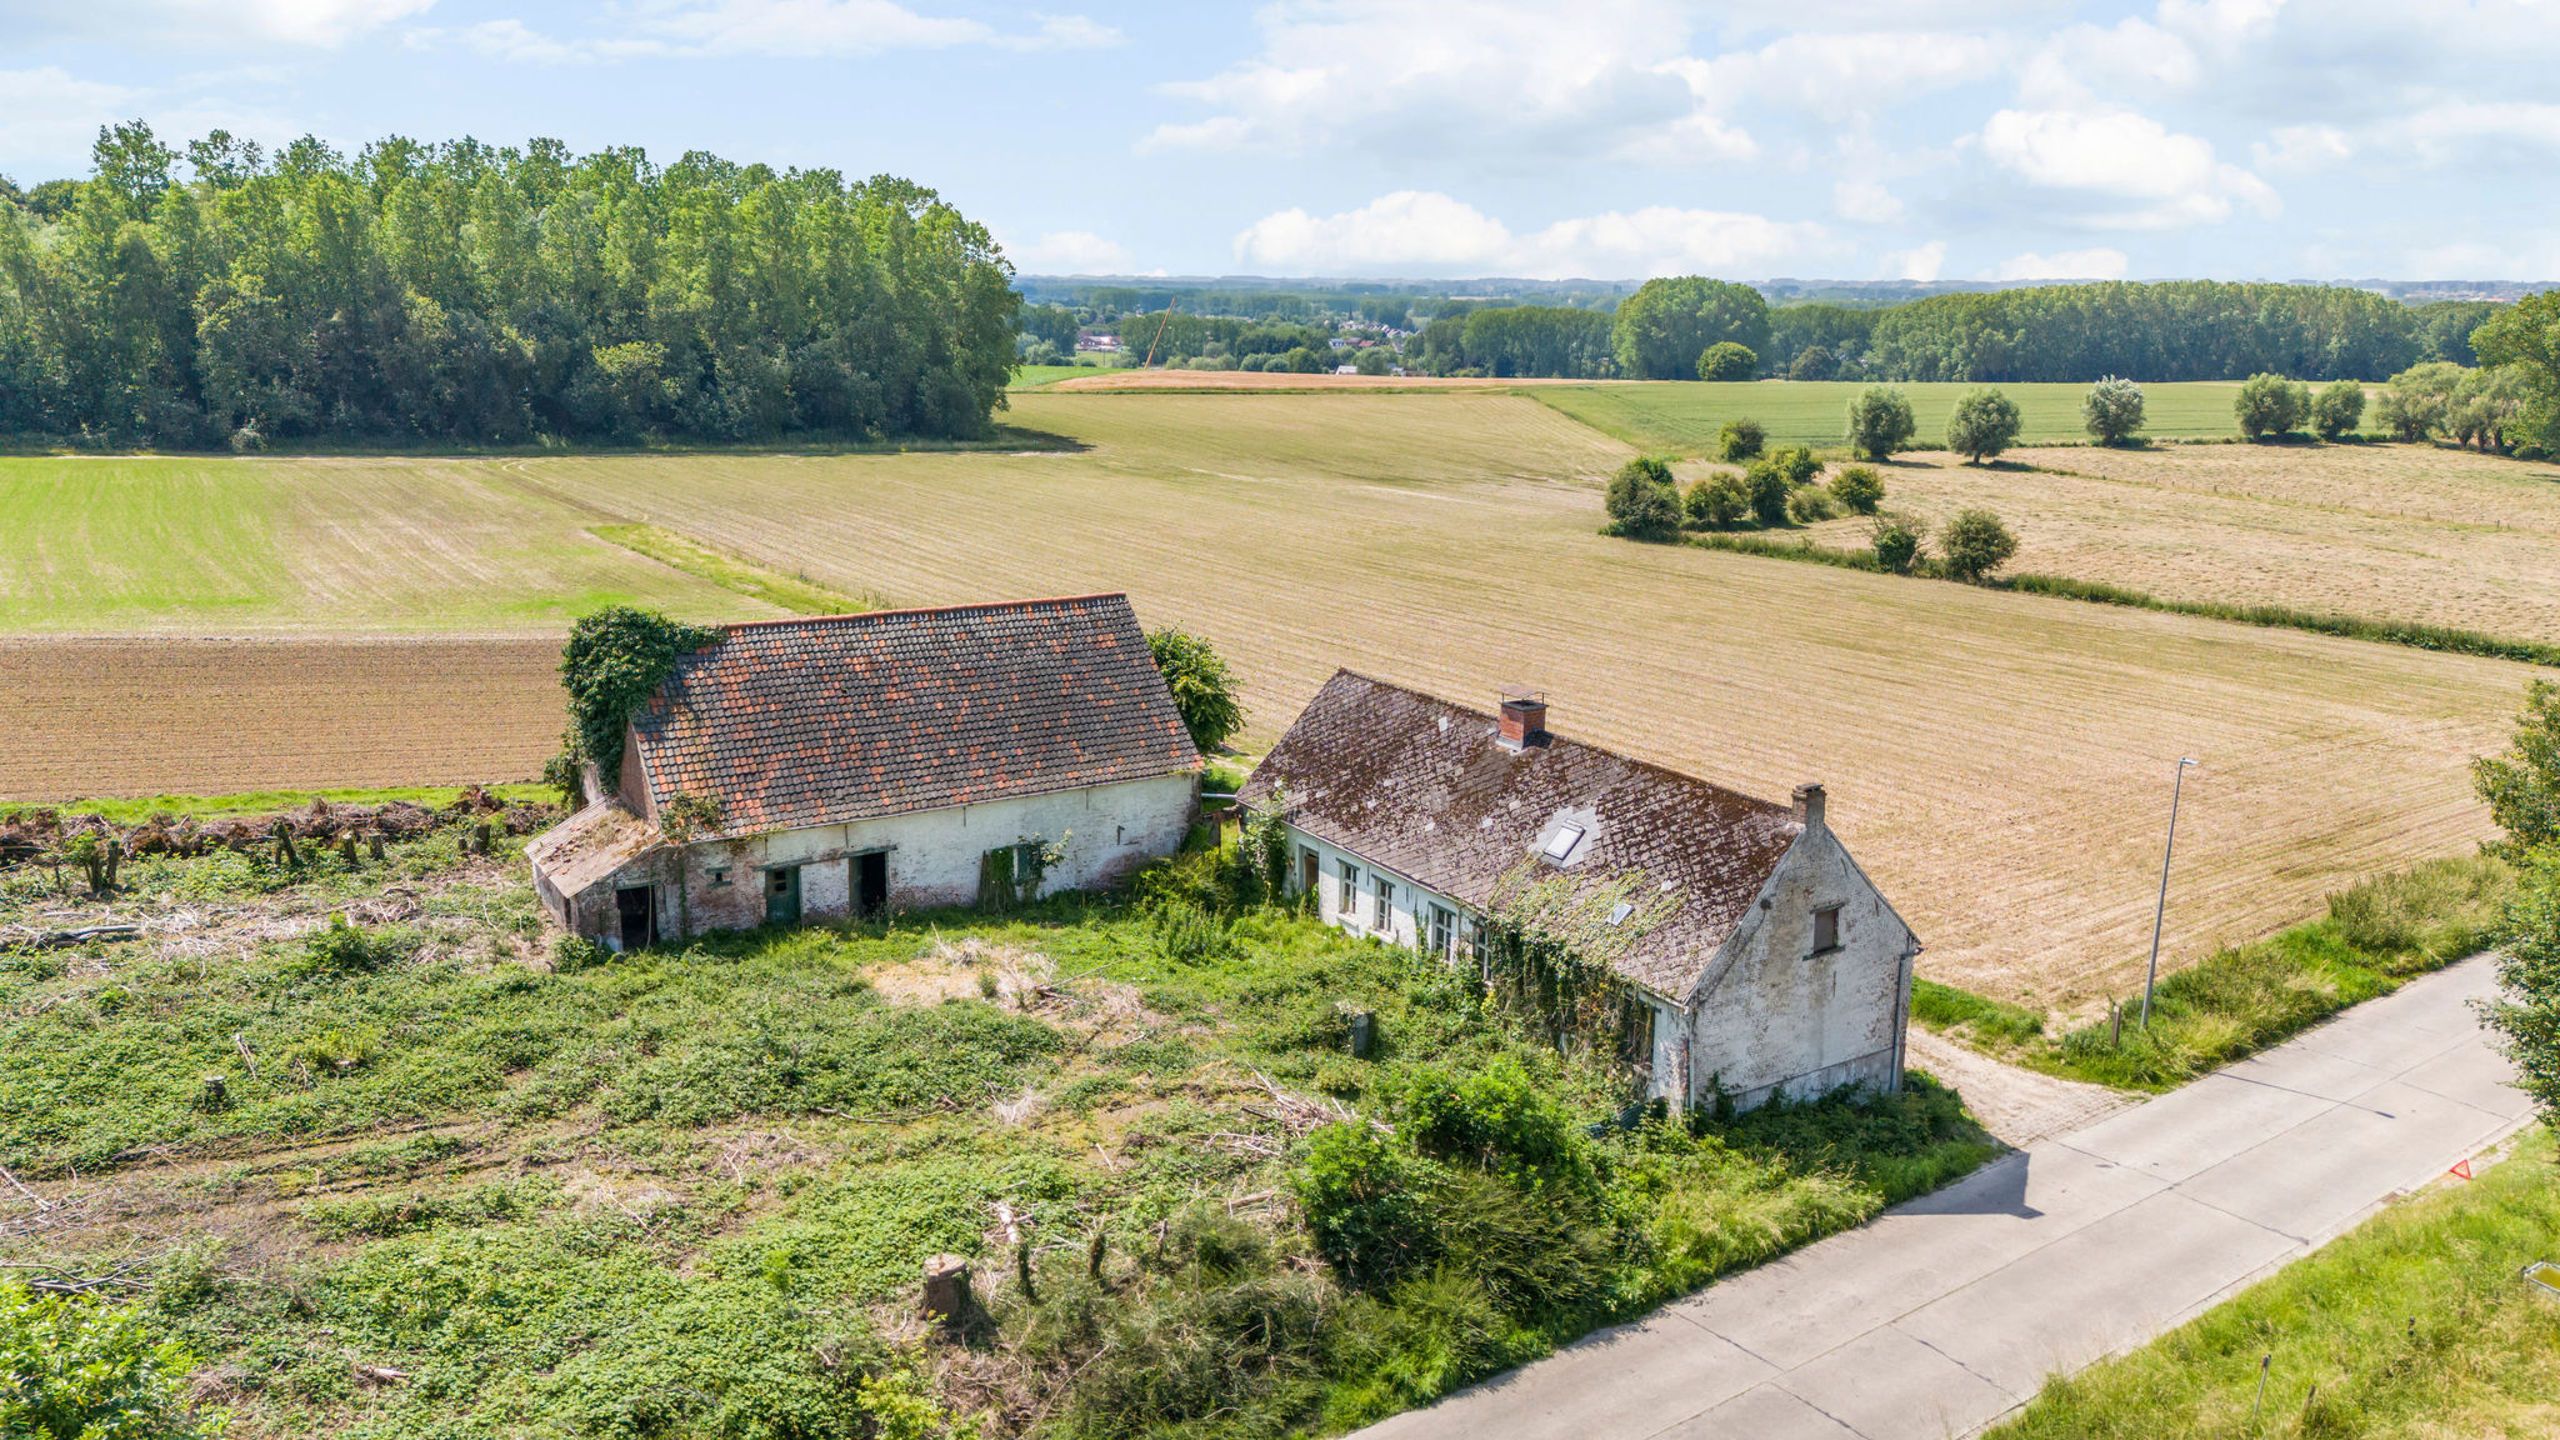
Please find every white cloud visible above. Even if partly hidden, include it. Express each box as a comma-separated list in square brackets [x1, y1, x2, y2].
[427, 1, 1118, 64]
[1230, 190, 1828, 279]
[1832, 178, 1904, 224]
[0, 68, 139, 173]
[1991, 246, 2129, 280]
[2402, 100, 2560, 155]
[2156, 0, 2286, 46]
[1979, 105, 2277, 227]
[2252, 122, 2353, 171]
[1008, 230, 1133, 273]
[1883, 240, 1948, 281]
[20, 0, 434, 46]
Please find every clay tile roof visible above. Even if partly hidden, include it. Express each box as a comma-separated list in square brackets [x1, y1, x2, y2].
[1236, 670, 1803, 999]
[629, 594, 1199, 838]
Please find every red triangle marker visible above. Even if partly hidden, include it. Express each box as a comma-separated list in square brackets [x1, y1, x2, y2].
[2449, 1158, 2473, 1181]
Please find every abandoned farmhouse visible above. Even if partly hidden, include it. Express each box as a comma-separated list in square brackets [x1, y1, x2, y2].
[1238, 672, 1918, 1112]
[527, 593, 1203, 946]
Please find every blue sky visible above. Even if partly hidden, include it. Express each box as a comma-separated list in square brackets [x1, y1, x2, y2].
[6, 0, 2557, 282]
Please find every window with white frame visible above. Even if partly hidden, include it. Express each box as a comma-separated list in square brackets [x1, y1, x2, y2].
[1338, 859, 1362, 923]
[1373, 874, 1395, 932]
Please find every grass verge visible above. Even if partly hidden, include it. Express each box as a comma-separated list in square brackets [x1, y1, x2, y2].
[1676, 531, 2560, 669]
[591, 523, 885, 615]
[1917, 857, 2513, 1090]
[1987, 1127, 2559, 1439]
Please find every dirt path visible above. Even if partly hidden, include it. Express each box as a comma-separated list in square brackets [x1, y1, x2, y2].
[1905, 1027, 2135, 1148]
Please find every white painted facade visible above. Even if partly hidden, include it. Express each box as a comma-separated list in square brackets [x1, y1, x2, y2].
[1276, 812, 1913, 1113]
[559, 772, 1197, 944]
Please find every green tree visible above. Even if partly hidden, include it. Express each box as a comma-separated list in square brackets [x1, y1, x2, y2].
[1352, 346, 1395, 376]
[2235, 373, 2311, 440]
[2310, 379, 2366, 440]
[560, 607, 722, 789]
[2448, 364, 2534, 453]
[2474, 681, 2560, 858]
[1716, 418, 1765, 462]
[1, 1283, 223, 1439]
[1603, 456, 1683, 541]
[1829, 465, 1884, 515]
[2470, 290, 2560, 453]
[1938, 508, 2018, 582]
[1611, 277, 1770, 380]
[1696, 341, 1758, 382]
[1945, 387, 2022, 463]
[2483, 853, 2560, 1133]
[1146, 628, 1245, 753]
[1845, 386, 1916, 460]
[1684, 472, 1748, 528]
[1869, 515, 1925, 574]
[1744, 459, 1791, 526]
[2083, 375, 2145, 445]
[1786, 344, 1836, 381]
[1770, 445, 1822, 487]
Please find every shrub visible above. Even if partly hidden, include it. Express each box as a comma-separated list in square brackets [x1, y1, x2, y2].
[1, 1282, 221, 1439]
[1715, 418, 1765, 462]
[1937, 508, 2018, 582]
[562, 607, 721, 789]
[1398, 1061, 1597, 1197]
[1146, 628, 1245, 752]
[2083, 375, 2146, 445]
[1945, 386, 2021, 463]
[1770, 445, 1822, 487]
[1845, 386, 1916, 460]
[1683, 472, 1749, 528]
[2235, 372, 2311, 440]
[1785, 486, 1838, 524]
[1829, 465, 1884, 515]
[1297, 1123, 1440, 1290]
[1787, 344, 1835, 381]
[1744, 460, 1791, 526]
[2484, 854, 2560, 1134]
[1695, 341, 1758, 382]
[2312, 378, 2367, 440]
[552, 933, 613, 973]
[1602, 456, 1683, 541]
[297, 916, 411, 977]
[1869, 515, 1925, 574]
[2472, 679, 2560, 856]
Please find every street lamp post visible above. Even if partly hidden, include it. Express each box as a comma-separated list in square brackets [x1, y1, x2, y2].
[2141, 756, 2200, 1029]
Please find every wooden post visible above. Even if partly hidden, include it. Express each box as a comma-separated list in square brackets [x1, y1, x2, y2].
[368, 832, 386, 862]
[340, 834, 358, 866]
[920, 1254, 971, 1332]
[103, 837, 121, 889]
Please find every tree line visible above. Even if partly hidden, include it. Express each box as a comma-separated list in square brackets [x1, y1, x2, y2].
[0, 124, 1019, 448]
[1364, 278, 2515, 386]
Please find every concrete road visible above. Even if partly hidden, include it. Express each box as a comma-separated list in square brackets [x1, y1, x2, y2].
[1358, 955, 2532, 1440]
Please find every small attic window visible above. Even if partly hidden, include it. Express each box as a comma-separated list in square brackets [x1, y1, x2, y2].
[1541, 824, 1585, 863]
[1605, 901, 1635, 927]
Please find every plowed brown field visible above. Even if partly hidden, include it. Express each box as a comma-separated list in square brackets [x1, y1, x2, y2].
[0, 635, 559, 799]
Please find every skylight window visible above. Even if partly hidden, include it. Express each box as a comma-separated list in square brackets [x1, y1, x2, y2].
[1541, 824, 1585, 862]
[1606, 901, 1635, 927]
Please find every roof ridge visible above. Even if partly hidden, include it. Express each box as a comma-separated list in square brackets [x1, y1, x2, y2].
[715, 592, 1131, 633]
[1322, 668, 1799, 822]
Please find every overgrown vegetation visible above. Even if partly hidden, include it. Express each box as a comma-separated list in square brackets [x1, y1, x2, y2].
[2474, 680, 2560, 1132]
[1917, 857, 2515, 1090]
[557, 606, 721, 790]
[0, 821, 1995, 1438]
[1145, 628, 1246, 753]
[2, 1282, 222, 1439]
[1987, 1128, 2560, 1440]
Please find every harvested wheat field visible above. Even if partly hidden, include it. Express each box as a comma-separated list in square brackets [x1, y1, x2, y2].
[1799, 442, 2560, 640]
[504, 391, 2531, 1007]
[0, 635, 562, 799]
[0, 391, 2534, 1006]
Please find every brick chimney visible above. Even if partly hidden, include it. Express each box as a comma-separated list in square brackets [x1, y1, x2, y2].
[1497, 689, 1549, 750]
[1792, 782, 1826, 829]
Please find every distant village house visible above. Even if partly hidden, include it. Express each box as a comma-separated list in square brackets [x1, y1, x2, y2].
[1238, 673, 1917, 1112]
[528, 595, 1201, 948]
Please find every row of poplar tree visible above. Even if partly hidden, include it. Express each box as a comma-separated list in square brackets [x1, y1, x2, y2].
[0, 124, 1020, 448]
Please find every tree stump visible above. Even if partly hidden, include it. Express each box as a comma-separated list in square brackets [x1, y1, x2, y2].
[920, 1254, 971, 1332]
[1349, 1010, 1377, 1060]
[341, 834, 358, 866]
[368, 832, 386, 862]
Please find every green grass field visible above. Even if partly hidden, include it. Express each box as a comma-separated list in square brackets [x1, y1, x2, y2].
[1989, 1126, 2559, 1439]
[1535, 379, 2262, 456]
[0, 782, 554, 825]
[1009, 361, 1120, 389]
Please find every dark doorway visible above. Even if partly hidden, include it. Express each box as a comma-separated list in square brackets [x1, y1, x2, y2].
[615, 885, 657, 950]
[856, 851, 889, 918]
[1299, 846, 1320, 897]
[766, 864, 801, 926]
